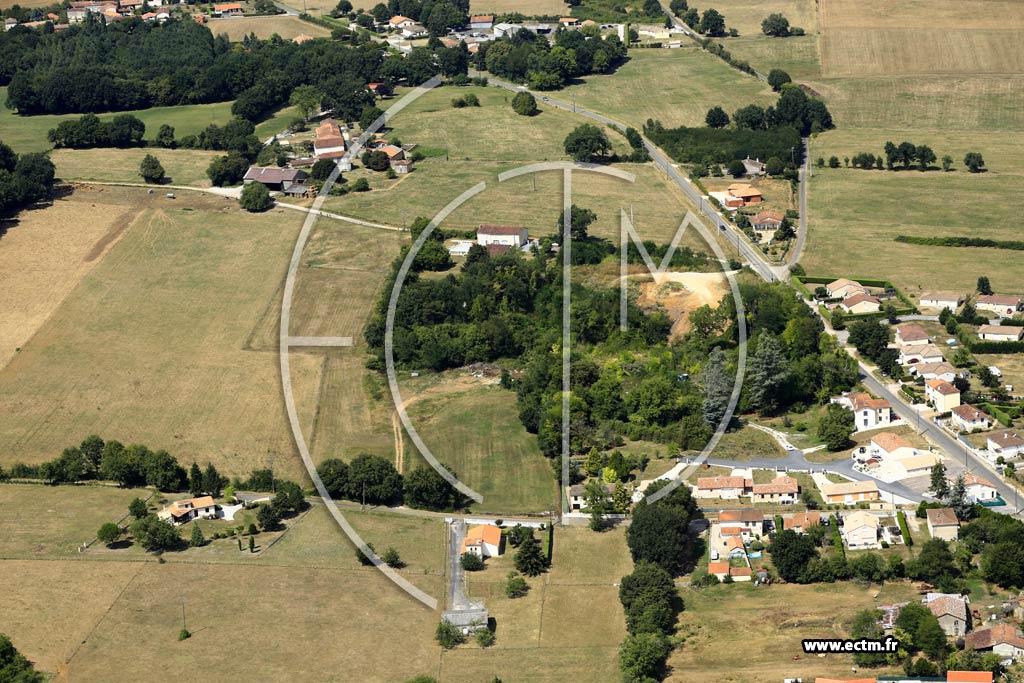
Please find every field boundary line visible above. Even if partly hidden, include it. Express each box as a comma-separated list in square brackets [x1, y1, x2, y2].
[61, 560, 146, 673]
[306, 355, 331, 460]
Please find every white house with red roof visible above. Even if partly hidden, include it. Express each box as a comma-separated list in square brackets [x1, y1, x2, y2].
[830, 391, 893, 431]
[951, 404, 991, 432]
[695, 475, 751, 500]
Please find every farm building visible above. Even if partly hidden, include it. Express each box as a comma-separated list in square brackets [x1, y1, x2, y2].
[477, 225, 528, 249]
[242, 167, 308, 192]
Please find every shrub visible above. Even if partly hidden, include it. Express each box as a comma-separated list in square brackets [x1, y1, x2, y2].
[139, 154, 165, 183]
[435, 619, 465, 649]
[511, 91, 537, 116]
[461, 553, 485, 571]
[239, 182, 273, 212]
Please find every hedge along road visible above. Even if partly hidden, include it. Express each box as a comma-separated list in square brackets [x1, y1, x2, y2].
[279, 75, 444, 610]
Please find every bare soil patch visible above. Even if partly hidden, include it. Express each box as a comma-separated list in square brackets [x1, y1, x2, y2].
[633, 270, 729, 339]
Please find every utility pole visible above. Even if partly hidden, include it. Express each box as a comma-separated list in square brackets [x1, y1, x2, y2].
[181, 596, 187, 632]
[361, 482, 366, 511]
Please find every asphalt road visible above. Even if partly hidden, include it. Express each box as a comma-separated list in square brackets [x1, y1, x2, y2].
[273, 2, 299, 15]
[789, 137, 811, 266]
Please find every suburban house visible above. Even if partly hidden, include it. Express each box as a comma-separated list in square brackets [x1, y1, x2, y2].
[840, 292, 881, 314]
[825, 278, 866, 299]
[695, 475, 751, 500]
[919, 292, 964, 311]
[388, 14, 414, 28]
[4, 17, 18, 29]
[477, 225, 528, 249]
[783, 511, 821, 533]
[963, 623, 1024, 662]
[961, 473, 999, 504]
[976, 294, 1023, 316]
[400, 22, 426, 36]
[750, 210, 784, 236]
[842, 510, 880, 549]
[898, 343, 945, 366]
[895, 322, 930, 346]
[926, 507, 960, 542]
[878, 452, 940, 481]
[558, 16, 580, 27]
[242, 167, 308, 192]
[925, 379, 961, 412]
[830, 391, 893, 430]
[726, 183, 762, 205]
[469, 14, 493, 29]
[461, 524, 504, 558]
[978, 325, 1024, 342]
[924, 593, 969, 637]
[313, 119, 347, 159]
[161, 496, 216, 525]
[213, 2, 242, 14]
[910, 361, 958, 382]
[740, 156, 766, 176]
[820, 480, 880, 505]
[870, 432, 918, 459]
[750, 476, 799, 504]
[951, 404, 992, 432]
[988, 430, 1024, 459]
[717, 509, 764, 540]
[565, 483, 614, 511]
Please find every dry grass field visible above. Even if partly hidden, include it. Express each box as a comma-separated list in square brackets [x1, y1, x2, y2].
[208, 14, 331, 41]
[0, 187, 322, 481]
[319, 160, 715, 250]
[723, 34, 822, 80]
[562, 47, 777, 129]
[804, 127, 1024, 293]
[701, 0, 817, 37]
[51, 148, 222, 187]
[470, 0, 568, 16]
[669, 580, 919, 682]
[449, 525, 630, 682]
[0, 189, 141, 369]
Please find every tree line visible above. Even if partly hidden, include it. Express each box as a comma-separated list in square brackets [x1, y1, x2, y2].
[0, 140, 56, 217]
[821, 143, 985, 173]
[317, 453, 468, 511]
[3, 17, 468, 118]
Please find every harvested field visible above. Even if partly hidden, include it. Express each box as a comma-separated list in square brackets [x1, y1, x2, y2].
[209, 14, 331, 41]
[724, 34, 822, 79]
[0, 187, 322, 480]
[0, 187, 141, 369]
[470, 0, 568, 16]
[700, 0, 817, 37]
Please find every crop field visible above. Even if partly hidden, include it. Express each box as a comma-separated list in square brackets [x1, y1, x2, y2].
[803, 128, 1024, 293]
[0, 187, 322, 481]
[670, 580, 920, 682]
[471, 0, 568, 16]
[0, 87, 236, 153]
[51, 148, 222, 187]
[723, 34, 821, 80]
[700, 0, 817, 37]
[209, 14, 331, 41]
[562, 47, 777, 129]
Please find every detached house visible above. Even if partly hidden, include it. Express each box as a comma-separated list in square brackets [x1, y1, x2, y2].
[976, 294, 1023, 316]
[840, 292, 881, 314]
[477, 225, 528, 249]
[313, 119, 347, 159]
[988, 429, 1024, 460]
[919, 292, 964, 311]
[388, 14, 414, 28]
[750, 210, 784, 236]
[830, 392, 892, 430]
[899, 343, 945, 366]
[695, 475, 750, 500]
[751, 476, 799, 504]
[870, 432, 917, 459]
[726, 183, 762, 205]
[842, 510, 880, 550]
[461, 524, 504, 558]
[717, 509, 764, 540]
[161, 496, 216, 525]
[924, 593, 969, 636]
[565, 483, 614, 511]
[911, 361, 958, 382]
[740, 157, 766, 176]
[895, 322, 930, 346]
[951, 404, 991, 432]
[821, 480, 879, 505]
[964, 623, 1024, 661]
[961, 473, 999, 504]
[213, 2, 242, 14]
[926, 507, 960, 542]
[925, 379, 961, 412]
[826, 278, 867, 299]
[978, 325, 1024, 343]
[783, 511, 820, 533]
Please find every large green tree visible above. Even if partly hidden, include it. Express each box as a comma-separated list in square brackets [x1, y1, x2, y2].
[770, 529, 818, 582]
[563, 124, 611, 163]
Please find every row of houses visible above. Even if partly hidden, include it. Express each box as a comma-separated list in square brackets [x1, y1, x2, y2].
[916, 291, 1022, 317]
[695, 473, 800, 504]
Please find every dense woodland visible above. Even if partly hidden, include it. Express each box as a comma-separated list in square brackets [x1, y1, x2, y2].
[475, 25, 628, 90]
[1, 18, 467, 117]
